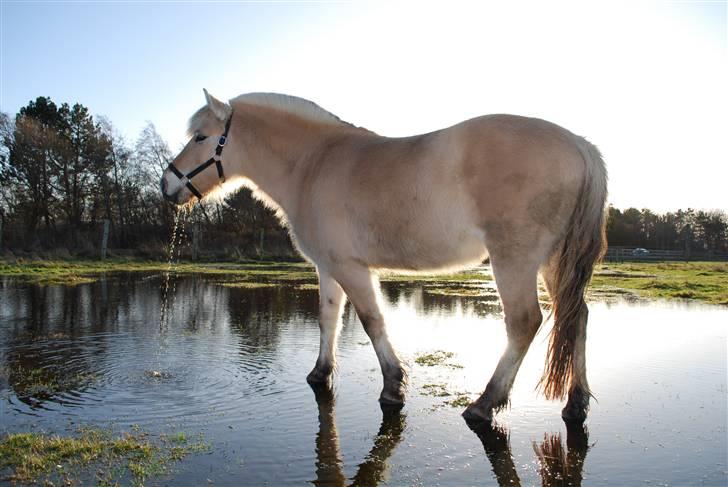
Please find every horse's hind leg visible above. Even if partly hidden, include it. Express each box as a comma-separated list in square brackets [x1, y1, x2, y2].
[541, 258, 591, 422]
[333, 265, 406, 405]
[307, 270, 346, 387]
[561, 304, 590, 421]
[463, 257, 542, 423]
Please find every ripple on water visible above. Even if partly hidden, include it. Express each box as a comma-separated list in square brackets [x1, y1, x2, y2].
[2, 328, 298, 429]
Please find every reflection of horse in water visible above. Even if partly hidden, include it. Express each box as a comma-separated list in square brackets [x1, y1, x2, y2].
[310, 382, 590, 486]
[474, 421, 590, 487]
[310, 385, 406, 486]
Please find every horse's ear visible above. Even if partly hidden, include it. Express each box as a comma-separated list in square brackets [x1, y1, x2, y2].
[203, 88, 232, 121]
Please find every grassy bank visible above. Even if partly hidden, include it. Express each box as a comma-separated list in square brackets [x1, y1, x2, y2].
[0, 259, 725, 306]
[0, 259, 488, 286]
[591, 261, 728, 306]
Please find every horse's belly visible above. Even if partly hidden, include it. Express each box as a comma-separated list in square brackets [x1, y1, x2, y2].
[369, 224, 488, 273]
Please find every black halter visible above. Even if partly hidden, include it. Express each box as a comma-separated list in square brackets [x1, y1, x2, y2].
[167, 113, 233, 199]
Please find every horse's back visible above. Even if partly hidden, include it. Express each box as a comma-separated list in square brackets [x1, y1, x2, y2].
[295, 114, 591, 273]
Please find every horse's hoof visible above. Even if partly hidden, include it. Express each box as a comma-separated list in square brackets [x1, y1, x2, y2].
[561, 403, 588, 423]
[379, 387, 405, 406]
[379, 392, 405, 406]
[562, 388, 590, 423]
[306, 367, 332, 386]
[462, 403, 493, 425]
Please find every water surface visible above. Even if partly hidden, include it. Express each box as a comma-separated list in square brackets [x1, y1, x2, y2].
[1, 273, 726, 485]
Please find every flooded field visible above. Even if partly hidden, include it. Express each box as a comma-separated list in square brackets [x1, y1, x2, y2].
[1, 272, 726, 485]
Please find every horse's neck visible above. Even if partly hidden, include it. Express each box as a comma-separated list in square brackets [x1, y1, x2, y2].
[232, 109, 348, 219]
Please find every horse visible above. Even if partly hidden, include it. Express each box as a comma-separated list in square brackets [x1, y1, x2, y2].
[161, 89, 607, 423]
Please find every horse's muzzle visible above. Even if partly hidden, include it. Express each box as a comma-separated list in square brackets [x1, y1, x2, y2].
[160, 177, 178, 203]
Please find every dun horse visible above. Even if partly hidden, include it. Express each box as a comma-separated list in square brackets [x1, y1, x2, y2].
[161, 90, 607, 423]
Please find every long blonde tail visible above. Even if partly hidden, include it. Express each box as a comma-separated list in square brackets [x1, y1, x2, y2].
[541, 139, 608, 400]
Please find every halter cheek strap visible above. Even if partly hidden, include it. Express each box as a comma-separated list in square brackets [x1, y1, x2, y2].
[168, 113, 233, 200]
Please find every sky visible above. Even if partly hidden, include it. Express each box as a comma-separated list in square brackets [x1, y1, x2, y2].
[1, 0, 726, 212]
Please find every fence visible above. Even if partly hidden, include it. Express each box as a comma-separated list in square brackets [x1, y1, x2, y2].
[604, 247, 728, 262]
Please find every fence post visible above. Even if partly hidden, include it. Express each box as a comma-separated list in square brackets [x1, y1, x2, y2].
[192, 223, 200, 261]
[259, 228, 265, 257]
[100, 219, 110, 259]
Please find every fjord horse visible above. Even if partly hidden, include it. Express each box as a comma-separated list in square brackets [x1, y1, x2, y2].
[161, 90, 607, 423]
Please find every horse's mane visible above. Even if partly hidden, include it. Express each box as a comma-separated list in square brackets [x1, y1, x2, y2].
[188, 92, 366, 136]
[231, 93, 355, 128]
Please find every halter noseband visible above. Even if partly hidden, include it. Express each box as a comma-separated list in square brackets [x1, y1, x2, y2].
[167, 113, 233, 200]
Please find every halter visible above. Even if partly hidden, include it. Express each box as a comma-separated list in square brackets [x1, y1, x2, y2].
[167, 113, 233, 199]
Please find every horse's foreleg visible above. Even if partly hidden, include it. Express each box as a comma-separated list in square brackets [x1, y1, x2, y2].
[335, 267, 406, 406]
[307, 270, 345, 387]
[463, 259, 542, 423]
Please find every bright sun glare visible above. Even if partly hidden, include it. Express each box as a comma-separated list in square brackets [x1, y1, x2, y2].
[186, 1, 725, 212]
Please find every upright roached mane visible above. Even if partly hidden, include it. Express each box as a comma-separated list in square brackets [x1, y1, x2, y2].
[162, 90, 608, 424]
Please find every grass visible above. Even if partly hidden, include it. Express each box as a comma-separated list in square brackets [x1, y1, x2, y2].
[0, 258, 317, 286]
[1, 258, 726, 305]
[379, 268, 493, 283]
[215, 281, 278, 289]
[0, 427, 209, 485]
[424, 286, 500, 299]
[591, 262, 728, 306]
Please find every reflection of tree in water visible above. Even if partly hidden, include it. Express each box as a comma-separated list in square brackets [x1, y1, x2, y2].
[1, 275, 324, 406]
[311, 385, 406, 487]
[379, 283, 503, 319]
[1, 279, 121, 406]
[225, 282, 318, 351]
[0, 274, 235, 407]
[379, 282, 416, 306]
[472, 421, 590, 487]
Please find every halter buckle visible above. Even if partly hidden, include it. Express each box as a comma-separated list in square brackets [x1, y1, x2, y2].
[217, 135, 227, 147]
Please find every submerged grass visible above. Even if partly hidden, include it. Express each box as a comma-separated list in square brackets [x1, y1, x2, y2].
[444, 395, 473, 408]
[414, 350, 463, 369]
[420, 383, 473, 408]
[0, 427, 209, 485]
[0, 365, 100, 399]
[1, 259, 725, 305]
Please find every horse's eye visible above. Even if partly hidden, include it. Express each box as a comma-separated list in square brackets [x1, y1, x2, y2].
[194, 134, 207, 143]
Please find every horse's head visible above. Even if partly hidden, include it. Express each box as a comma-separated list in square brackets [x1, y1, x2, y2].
[161, 89, 233, 205]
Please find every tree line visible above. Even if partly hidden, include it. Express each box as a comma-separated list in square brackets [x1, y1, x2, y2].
[0, 96, 288, 259]
[0, 96, 726, 259]
[606, 207, 727, 254]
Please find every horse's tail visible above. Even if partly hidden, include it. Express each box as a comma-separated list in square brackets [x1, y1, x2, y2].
[540, 137, 608, 400]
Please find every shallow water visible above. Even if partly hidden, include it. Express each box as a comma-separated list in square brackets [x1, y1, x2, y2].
[1, 273, 726, 486]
